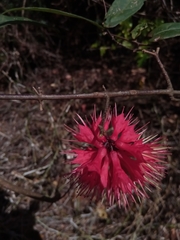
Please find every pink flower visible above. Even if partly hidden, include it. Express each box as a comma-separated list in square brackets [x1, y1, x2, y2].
[65, 106, 167, 208]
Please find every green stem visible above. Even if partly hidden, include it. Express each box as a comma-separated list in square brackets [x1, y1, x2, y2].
[2, 7, 104, 29]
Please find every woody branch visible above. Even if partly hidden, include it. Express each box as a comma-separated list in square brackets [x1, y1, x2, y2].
[0, 48, 179, 101]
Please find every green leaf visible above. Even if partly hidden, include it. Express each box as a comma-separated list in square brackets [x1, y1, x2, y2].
[104, 0, 145, 28]
[3, 7, 102, 29]
[151, 23, 180, 41]
[99, 46, 107, 57]
[131, 22, 148, 39]
[0, 14, 45, 28]
[122, 40, 133, 49]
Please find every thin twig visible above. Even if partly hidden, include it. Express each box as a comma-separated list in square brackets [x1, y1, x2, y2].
[32, 86, 44, 111]
[0, 89, 180, 101]
[0, 176, 63, 203]
[143, 48, 178, 100]
[106, 29, 147, 49]
[21, 0, 26, 16]
[102, 85, 110, 122]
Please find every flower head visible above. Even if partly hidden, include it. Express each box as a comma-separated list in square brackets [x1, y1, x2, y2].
[65, 106, 167, 208]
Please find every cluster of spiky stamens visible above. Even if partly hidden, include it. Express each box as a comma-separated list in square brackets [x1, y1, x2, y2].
[65, 107, 167, 207]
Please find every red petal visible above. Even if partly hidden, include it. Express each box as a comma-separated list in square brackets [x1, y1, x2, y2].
[72, 149, 96, 165]
[111, 113, 127, 141]
[75, 125, 94, 143]
[100, 154, 109, 188]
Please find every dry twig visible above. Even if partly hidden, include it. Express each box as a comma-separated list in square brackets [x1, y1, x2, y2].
[0, 89, 180, 101]
[0, 176, 63, 203]
[143, 48, 179, 101]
